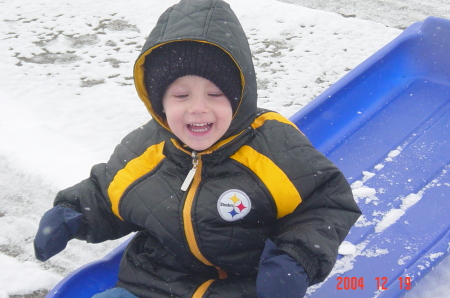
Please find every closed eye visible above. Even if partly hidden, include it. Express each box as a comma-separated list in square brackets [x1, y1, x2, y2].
[174, 94, 189, 99]
[208, 92, 224, 98]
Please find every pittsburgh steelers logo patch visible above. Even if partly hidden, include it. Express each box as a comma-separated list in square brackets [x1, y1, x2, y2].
[217, 189, 251, 221]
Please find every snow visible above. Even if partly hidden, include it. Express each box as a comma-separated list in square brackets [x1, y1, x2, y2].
[278, 0, 450, 29]
[374, 192, 423, 234]
[0, 254, 60, 294]
[0, 0, 448, 297]
[338, 241, 357, 256]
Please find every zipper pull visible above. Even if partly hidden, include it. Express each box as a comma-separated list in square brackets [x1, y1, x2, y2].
[181, 151, 198, 191]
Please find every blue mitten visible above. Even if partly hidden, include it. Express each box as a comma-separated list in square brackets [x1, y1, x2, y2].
[256, 239, 309, 298]
[34, 206, 83, 261]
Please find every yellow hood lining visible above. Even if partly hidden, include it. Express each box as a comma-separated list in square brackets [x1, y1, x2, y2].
[134, 40, 245, 131]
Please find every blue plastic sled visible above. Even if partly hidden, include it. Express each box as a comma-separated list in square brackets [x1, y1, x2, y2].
[46, 16, 450, 298]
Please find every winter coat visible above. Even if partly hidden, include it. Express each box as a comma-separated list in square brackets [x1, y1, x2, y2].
[54, 0, 361, 297]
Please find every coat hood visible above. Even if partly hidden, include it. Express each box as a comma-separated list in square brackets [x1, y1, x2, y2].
[134, 0, 258, 145]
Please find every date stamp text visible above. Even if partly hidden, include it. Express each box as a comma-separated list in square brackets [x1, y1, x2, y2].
[336, 276, 411, 290]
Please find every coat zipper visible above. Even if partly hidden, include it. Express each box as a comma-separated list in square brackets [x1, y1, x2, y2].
[181, 151, 198, 191]
[182, 153, 209, 264]
[181, 151, 228, 281]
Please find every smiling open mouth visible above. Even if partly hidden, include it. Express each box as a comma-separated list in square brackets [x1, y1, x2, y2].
[187, 123, 213, 133]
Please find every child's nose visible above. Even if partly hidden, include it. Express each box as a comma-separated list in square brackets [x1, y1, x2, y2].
[189, 96, 209, 113]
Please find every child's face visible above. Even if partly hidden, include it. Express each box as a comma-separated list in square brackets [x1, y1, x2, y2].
[162, 75, 233, 151]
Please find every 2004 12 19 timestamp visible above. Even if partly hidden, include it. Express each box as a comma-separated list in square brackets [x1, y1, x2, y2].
[336, 276, 412, 290]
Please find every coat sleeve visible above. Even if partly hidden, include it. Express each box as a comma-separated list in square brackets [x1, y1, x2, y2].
[53, 164, 141, 243]
[52, 122, 161, 243]
[269, 123, 361, 285]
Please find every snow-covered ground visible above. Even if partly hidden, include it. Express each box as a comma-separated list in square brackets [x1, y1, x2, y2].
[0, 0, 448, 297]
[279, 0, 450, 29]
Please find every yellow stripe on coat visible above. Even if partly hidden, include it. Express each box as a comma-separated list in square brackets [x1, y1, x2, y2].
[230, 145, 302, 218]
[251, 112, 299, 130]
[193, 279, 215, 298]
[108, 141, 166, 220]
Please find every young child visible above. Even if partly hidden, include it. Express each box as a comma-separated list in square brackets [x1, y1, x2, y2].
[34, 0, 361, 297]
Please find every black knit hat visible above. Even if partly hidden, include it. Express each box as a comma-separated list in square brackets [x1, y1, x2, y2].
[144, 41, 241, 118]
